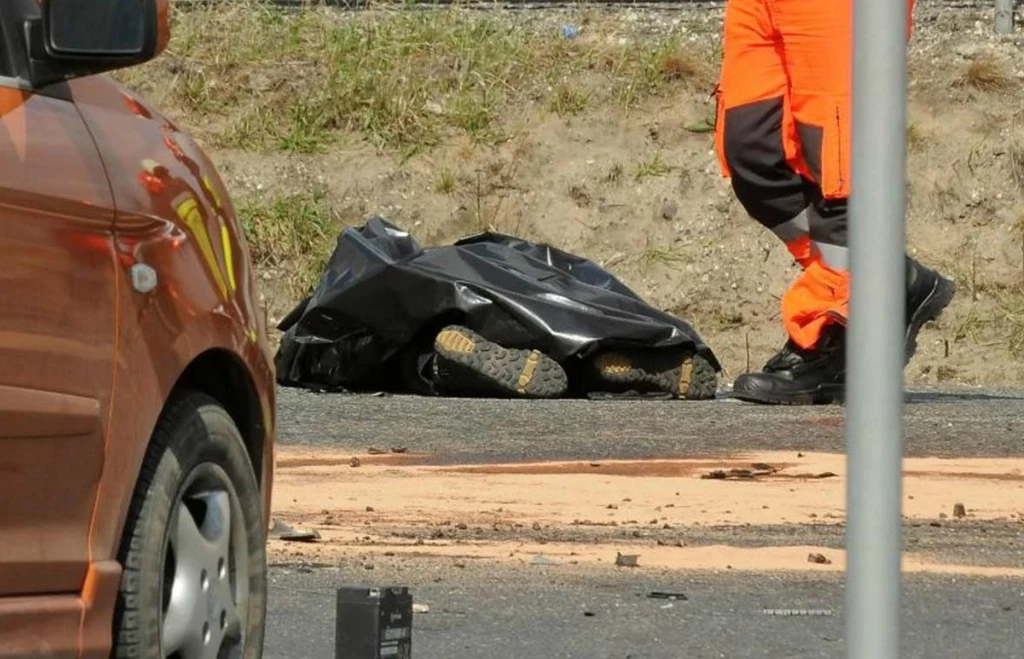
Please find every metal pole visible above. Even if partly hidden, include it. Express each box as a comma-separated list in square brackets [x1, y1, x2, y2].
[846, 0, 907, 654]
[995, 0, 1014, 34]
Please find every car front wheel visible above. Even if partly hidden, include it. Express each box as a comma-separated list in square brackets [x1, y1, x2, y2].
[113, 391, 267, 659]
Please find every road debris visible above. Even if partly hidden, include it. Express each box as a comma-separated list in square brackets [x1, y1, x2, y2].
[368, 447, 387, 455]
[349, 457, 362, 468]
[615, 552, 640, 568]
[702, 463, 780, 480]
[268, 519, 321, 543]
[648, 591, 688, 601]
[763, 608, 834, 617]
[413, 603, 431, 614]
[583, 610, 596, 617]
[391, 446, 409, 453]
[807, 552, 832, 565]
[954, 503, 967, 518]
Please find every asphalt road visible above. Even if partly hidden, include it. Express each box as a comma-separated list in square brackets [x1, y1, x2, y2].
[266, 387, 1024, 658]
[276, 387, 1024, 461]
[265, 564, 1024, 659]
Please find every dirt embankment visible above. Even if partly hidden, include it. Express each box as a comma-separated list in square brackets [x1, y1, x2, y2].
[125, 4, 1024, 387]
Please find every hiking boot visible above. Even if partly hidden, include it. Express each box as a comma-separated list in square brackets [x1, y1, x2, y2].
[587, 349, 718, 400]
[433, 326, 568, 399]
[732, 324, 845, 405]
[904, 257, 956, 363]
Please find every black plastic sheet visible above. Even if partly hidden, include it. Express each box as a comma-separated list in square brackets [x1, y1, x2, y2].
[275, 217, 719, 395]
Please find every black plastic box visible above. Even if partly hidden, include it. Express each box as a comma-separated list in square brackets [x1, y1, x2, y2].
[335, 587, 413, 659]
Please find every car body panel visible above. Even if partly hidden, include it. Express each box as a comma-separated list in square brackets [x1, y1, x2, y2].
[69, 74, 276, 564]
[0, 83, 117, 598]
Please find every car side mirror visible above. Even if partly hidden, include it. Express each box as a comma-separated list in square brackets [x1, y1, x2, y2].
[25, 0, 170, 88]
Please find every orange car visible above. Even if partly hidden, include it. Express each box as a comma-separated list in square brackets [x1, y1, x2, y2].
[0, 1, 275, 657]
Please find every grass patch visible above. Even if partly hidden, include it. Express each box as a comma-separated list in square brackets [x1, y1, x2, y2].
[639, 243, 686, 270]
[120, 2, 714, 154]
[238, 188, 340, 293]
[957, 55, 1014, 92]
[634, 152, 674, 180]
[550, 83, 590, 117]
[907, 121, 926, 152]
[436, 168, 458, 195]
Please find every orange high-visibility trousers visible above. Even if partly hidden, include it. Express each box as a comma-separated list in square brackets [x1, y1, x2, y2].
[714, 0, 915, 349]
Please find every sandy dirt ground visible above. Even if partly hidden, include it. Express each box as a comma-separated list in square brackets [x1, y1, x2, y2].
[268, 446, 1024, 576]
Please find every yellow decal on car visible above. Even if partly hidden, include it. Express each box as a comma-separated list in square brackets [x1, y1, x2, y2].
[174, 195, 229, 301]
[220, 224, 237, 294]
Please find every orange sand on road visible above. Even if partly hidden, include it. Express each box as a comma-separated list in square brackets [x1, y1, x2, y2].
[270, 447, 1024, 575]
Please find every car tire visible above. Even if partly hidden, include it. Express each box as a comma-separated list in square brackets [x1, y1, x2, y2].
[112, 390, 267, 659]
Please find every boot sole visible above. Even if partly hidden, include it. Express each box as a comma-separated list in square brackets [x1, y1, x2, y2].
[905, 274, 956, 364]
[590, 350, 718, 400]
[730, 382, 843, 406]
[433, 326, 568, 399]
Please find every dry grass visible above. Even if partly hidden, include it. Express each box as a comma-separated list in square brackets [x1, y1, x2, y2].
[957, 56, 1014, 92]
[119, 2, 713, 155]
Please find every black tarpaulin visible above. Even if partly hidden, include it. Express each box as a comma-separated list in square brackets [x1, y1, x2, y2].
[275, 217, 719, 395]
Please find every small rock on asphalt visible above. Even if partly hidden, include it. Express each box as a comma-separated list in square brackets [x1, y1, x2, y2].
[413, 603, 431, 614]
[808, 553, 832, 565]
[349, 457, 362, 468]
[954, 503, 967, 518]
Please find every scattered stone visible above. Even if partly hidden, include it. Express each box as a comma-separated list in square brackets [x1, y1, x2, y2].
[364, 564, 375, 570]
[939, 513, 948, 519]
[607, 504, 618, 510]
[930, 521, 942, 528]
[953, 503, 967, 518]
[583, 611, 596, 617]
[660, 199, 679, 221]
[615, 553, 640, 568]
[368, 447, 387, 455]
[808, 553, 832, 565]
[365, 506, 375, 512]
[349, 457, 362, 468]
[391, 447, 409, 454]
[812, 472, 838, 479]
[532, 522, 542, 531]
[413, 603, 431, 614]
[454, 561, 467, 569]
[269, 519, 321, 543]
[589, 462, 601, 468]
[456, 522, 468, 530]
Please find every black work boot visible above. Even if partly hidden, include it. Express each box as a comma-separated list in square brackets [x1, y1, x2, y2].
[732, 324, 845, 405]
[904, 257, 956, 363]
[432, 326, 568, 399]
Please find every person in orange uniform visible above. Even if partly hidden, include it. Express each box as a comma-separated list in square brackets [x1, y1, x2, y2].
[714, 0, 956, 405]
